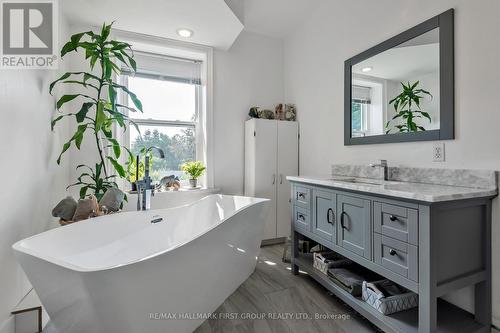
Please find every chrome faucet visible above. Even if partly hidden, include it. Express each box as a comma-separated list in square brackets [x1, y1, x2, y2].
[136, 147, 165, 211]
[369, 159, 389, 181]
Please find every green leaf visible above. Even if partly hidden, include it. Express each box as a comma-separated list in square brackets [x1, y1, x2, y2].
[90, 54, 98, 70]
[95, 102, 106, 131]
[108, 138, 121, 158]
[60, 41, 77, 57]
[79, 186, 89, 199]
[113, 83, 143, 111]
[57, 142, 71, 164]
[51, 115, 64, 131]
[73, 124, 87, 149]
[420, 111, 432, 122]
[112, 51, 127, 65]
[56, 94, 79, 109]
[76, 102, 93, 123]
[101, 22, 112, 41]
[70, 32, 85, 47]
[127, 56, 137, 72]
[49, 72, 71, 94]
[108, 85, 117, 108]
[107, 157, 126, 178]
[116, 104, 137, 113]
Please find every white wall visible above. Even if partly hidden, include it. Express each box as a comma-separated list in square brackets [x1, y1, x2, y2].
[213, 31, 284, 194]
[0, 15, 71, 331]
[284, 0, 500, 326]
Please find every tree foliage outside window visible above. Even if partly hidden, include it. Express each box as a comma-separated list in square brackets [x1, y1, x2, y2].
[131, 127, 195, 181]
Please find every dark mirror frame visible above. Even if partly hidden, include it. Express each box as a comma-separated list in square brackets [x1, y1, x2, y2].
[344, 9, 454, 145]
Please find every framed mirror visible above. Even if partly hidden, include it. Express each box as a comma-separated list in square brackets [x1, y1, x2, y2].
[344, 9, 454, 145]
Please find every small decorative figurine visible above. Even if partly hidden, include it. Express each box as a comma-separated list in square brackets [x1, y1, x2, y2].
[275, 103, 284, 120]
[248, 107, 259, 118]
[158, 175, 181, 191]
[257, 109, 275, 119]
[285, 104, 297, 121]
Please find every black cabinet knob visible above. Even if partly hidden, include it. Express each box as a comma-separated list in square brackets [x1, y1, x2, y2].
[327, 208, 334, 225]
[389, 215, 398, 221]
[389, 249, 397, 256]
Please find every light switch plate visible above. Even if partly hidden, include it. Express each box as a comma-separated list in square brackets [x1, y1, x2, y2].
[433, 142, 445, 162]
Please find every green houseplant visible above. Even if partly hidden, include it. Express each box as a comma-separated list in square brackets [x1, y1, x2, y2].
[50, 23, 143, 200]
[385, 81, 433, 134]
[181, 161, 206, 188]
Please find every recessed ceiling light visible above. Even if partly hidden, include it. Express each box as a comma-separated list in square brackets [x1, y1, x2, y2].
[176, 28, 194, 38]
[361, 66, 373, 72]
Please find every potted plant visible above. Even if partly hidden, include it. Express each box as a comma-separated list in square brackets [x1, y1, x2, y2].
[181, 161, 206, 188]
[385, 81, 432, 134]
[50, 22, 143, 200]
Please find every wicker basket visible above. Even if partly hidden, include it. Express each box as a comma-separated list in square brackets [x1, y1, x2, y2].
[362, 280, 418, 315]
[312, 251, 352, 275]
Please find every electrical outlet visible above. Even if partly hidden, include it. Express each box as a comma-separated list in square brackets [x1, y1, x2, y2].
[433, 142, 445, 162]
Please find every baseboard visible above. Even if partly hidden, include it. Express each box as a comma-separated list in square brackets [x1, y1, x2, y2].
[261, 237, 286, 246]
[0, 316, 15, 333]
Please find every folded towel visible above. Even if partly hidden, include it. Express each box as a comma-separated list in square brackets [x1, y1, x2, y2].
[328, 266, 383, 296]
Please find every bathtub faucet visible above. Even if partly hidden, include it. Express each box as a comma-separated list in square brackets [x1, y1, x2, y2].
[136, 147, 166, 211]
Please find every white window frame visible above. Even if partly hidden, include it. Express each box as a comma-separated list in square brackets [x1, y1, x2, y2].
[112, 30, 214, 188]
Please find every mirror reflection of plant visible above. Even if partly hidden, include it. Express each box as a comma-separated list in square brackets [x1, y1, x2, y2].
[50, 23, 143, 200]
[385, 81, 432, 134]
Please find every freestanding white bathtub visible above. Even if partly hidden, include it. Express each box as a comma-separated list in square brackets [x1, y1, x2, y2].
[13, 194, 269, 333]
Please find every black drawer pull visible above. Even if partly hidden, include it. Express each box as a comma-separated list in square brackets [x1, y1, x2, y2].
[340, 212, 348, 230]
[327, 208, 335, 225]
[298, 214, 305, 221]
[389, 249, 397, 256]
[389, 215, 398, 221]
[298, 192, 306, 199]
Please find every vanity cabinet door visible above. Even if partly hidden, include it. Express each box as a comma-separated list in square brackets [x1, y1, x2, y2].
[337, 195, 372, 260]
[312, 189, 336, 242]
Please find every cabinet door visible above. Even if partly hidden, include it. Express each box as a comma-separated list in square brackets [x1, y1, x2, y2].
[248, 119, 277, 240]
[337, 195, 372, 260]
[276, 121, 298, 238]
[312, 189, 336, 242]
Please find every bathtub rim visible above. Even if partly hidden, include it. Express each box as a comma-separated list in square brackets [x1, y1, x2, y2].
[12, 194, 270, 273]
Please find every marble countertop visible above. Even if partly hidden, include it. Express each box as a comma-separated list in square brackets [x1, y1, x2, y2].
[287, 176, 497, 203]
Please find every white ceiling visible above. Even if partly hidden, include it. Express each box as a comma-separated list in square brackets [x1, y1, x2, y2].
[242, 0, 319, 38]
[353, 43, 439, 81]
[61, 0, 244, 50]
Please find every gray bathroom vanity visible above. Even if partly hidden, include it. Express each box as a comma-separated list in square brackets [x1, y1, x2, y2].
[288, 166, 497, 333]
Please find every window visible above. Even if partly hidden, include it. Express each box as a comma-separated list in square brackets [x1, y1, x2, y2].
[119, 51, 204, 184]
[351, 85, 371, 137]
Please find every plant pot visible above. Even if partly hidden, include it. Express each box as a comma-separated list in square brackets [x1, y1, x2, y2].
[189, 179, 198, 188]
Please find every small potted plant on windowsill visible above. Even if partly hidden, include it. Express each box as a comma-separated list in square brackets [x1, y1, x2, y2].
[181, 161, 206, 188]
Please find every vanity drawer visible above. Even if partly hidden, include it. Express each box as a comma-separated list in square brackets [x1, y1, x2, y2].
[374, 234, 418, 282]
[373, 202, 418, 246]
[293, 206, 311, 232]
[293, 185, 311, 208]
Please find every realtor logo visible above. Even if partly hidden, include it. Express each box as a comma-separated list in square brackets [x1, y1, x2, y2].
[1, 0, 58, 69]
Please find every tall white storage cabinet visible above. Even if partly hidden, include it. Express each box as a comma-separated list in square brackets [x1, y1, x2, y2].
[245, 119, 299, 241]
